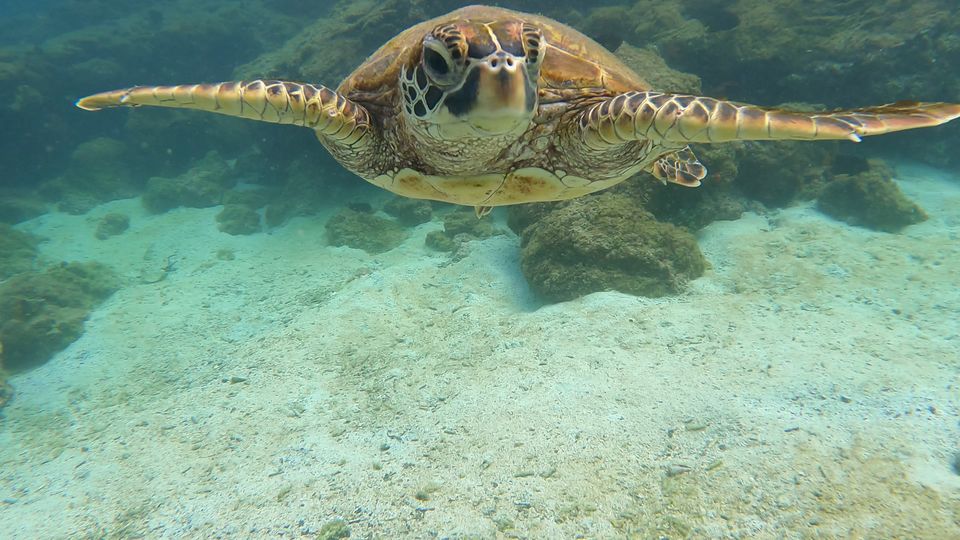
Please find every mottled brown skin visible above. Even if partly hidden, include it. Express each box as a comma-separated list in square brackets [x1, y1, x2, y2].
[76, 5, 960, 216]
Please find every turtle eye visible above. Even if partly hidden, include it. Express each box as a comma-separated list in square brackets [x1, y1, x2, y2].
[423, 47, 452, 79]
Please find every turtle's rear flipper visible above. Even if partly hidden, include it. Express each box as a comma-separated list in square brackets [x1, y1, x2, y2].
[580, 92, 960, 146]
[76, 80, 370, 146]
[648, 146, 707, 187]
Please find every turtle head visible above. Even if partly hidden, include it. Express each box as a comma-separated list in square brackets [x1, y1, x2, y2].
[401, 20, 543, 137]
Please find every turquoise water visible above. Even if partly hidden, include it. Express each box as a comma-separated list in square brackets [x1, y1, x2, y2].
[1, 1, 958, 538]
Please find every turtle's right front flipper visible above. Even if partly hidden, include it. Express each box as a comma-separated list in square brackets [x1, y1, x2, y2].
[76, 80, 370, 146]
[579, 92, 960, 147]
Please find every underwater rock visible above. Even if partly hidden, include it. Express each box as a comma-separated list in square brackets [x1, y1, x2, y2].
[94, 213, 130, 240]
[264, 201, 296, 229]
[141, 151, 235, 214]
[383, 196, 433, 227]
[222, 188, 270, 210]
[507, 202, 562, 237]
[235, 0, 416, 84]
[425, 209, 505, 252]
[142, 175, 223, 213]
[614, 43, 702, 94]
[0, 261, 119, 371]
[264, 157, 352, 228]
[643, 184, 747, 232]
[0, 376, 10, 414]
[0, 224, 40, 279]
[520, 194, 706, 302]
[734, 137, 836, 207]
[218, 185, 272, 235]
[347, 202, 374, 214]
[580, 6, 639, 51]
[573, 1, 707, 57]
[424, 230, 456, 252]
[325, 208, 406, 254]
[39, 137, 137, 214]
[0, 194, 47, 224]
[0, 341, 9, 412]
[216, 204, 262, 236]
[441, 210, 501, 237]
[612, 144, 746, 231]
[66, 137, 131, 185]
[817, 160, 927, 232]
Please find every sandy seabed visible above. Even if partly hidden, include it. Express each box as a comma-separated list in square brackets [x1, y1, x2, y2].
[1, 162, 958, 539]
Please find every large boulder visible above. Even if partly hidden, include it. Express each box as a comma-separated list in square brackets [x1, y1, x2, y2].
[0, 224, 40, 279]
[0, 262, 119, 371]
[520, 194, 707, 302]
[325, 207, 407, 254]
[817, 160, 927, 232]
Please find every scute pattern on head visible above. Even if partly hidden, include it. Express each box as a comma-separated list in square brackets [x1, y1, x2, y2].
[338, 5, 650, 108]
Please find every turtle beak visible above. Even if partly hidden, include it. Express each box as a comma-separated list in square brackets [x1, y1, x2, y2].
[468, 52, 535, 131]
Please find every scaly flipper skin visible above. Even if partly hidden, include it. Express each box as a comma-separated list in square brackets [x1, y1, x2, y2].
[648, 146, 707, 187]
[580, 92, 960, 149]
[76, 80, 372, 147]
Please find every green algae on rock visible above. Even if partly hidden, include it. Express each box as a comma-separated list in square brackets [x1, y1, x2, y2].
[0, 223, 40, 279]
[614, 43, 701, 94]
[0, 194, 47, 225]
[0, 340, 9, 413]
[734, 138, 836, 207]
[610, 144, 746, 232]
[222, 188, 270, 210]
[141, 151, 236, 214]
[520, 194, 706, 302]
[817, 161, 927, 232]
[425, 208, 505, 252]
[325, 208, 406, 254]
[39, 137, 138, 215]
[0, 261, 119, 371]
[216, 204, 261, 236]
[0, 375, 10, 414]
[94, 212, 130, 240]
[383, 196, 433, 227]
[264, 157, 354, 228]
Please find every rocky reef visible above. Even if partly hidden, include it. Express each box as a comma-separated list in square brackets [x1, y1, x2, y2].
[216, 205, 262, 236]
[520, 194, 707, 302]
[0, 261, 119, 371]
[0, 224, 40, 279]
[817, 160, 927, 232]
[425, 209, 505, 253]
[141, 151, 236, 214]
[325, 207, 408, 254]
[383, 197, 433, 227]
[95, 212, 130, 240]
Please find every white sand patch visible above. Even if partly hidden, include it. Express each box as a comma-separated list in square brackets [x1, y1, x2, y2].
[2, 165, 958, 538]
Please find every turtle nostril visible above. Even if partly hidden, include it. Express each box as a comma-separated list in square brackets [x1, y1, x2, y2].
[506, 58, 514, 67]
[491, 59, 499, 68]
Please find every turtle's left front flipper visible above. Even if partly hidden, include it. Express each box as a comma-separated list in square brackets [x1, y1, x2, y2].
[76, 80, 370, 147]
[579, 92, 960, 148]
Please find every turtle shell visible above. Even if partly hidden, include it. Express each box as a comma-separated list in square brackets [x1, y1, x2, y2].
[338, 5, 650, 108]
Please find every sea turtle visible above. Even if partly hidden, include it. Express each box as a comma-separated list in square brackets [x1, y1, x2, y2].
[77, 5, 960, 218]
